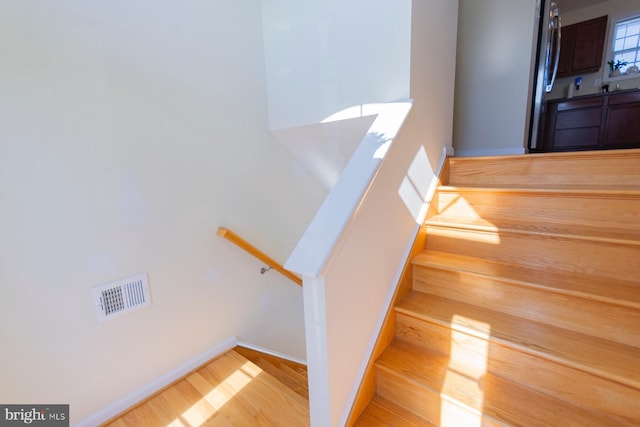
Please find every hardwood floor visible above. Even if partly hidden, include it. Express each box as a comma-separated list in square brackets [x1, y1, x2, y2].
[102, 347, 309, 427]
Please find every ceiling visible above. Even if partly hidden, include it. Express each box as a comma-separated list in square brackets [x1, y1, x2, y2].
[560, 0, 609, 13]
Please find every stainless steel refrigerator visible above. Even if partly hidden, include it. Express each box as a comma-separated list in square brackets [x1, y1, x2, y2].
[528, 0, 562, 151]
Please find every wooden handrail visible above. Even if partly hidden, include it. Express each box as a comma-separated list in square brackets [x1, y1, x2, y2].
[217, 227, 303, 286]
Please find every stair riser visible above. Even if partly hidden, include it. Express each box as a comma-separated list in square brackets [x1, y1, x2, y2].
[448, 150, 640, 187]
[395, 313, 640, 425]
[425, 226, 640, 281]
[487, 343, 640, 426]
[375, 370, 440, 425]
[433, 191, 640, 230]
[413, 265, 640, 347]
[376, 369, 504, 427]
[478, 373, 624, 427]
[397, 307, 640, 388]
[356, 396, 438, 426]
[377, 365, 625, 427]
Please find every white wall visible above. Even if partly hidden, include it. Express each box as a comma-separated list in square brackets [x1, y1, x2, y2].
[286, 0, 459, 424]
[0, 1, 326, 424]
[453, 0, 539, 156]
[261, 0, 412, 131]
[546, 0, 640, 99]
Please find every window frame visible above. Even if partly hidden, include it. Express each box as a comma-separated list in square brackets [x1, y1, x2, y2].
[602, 11, 640, 83]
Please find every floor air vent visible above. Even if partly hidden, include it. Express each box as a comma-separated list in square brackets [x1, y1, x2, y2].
[93, 273, 151, 322]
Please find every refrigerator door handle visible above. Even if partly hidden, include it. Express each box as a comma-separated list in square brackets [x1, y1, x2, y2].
[545, 4, 561, 92]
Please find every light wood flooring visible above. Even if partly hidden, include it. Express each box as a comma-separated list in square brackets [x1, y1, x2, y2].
[102, 347, 309, 427]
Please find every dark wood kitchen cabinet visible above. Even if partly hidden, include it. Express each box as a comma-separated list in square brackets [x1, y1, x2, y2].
[537, 90, 640, 152]
[557, 15, 607, 78]
[605, 92, 640, 147]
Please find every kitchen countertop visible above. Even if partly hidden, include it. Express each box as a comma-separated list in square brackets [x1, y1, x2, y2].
[546, 87, 640, 102]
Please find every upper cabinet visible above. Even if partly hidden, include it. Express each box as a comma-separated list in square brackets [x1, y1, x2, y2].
[557, 15, 608, 78]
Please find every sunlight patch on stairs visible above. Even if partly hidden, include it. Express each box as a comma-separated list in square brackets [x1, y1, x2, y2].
[440, 399, 485, 427]
[441, 315, 491, 427]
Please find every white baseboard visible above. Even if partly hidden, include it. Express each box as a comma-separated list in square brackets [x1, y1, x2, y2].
[236, 340, 307, 365]
[444, 145, 455, 157]
[454, 146, 526, 157]
[75, 336, 238, 427]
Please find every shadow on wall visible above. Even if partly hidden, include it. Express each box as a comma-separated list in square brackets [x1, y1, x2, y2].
[273, 102, 412, 192]
[284, 101, 412, 277]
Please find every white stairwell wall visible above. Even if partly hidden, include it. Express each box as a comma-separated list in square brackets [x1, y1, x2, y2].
[453, 0, 539, 156]
[284, 1, 460, 425]
[0, 2, 327, 425]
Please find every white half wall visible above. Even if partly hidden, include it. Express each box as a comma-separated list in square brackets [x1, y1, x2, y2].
[286, 0, 459, 424]
[285, 102, 413, 278]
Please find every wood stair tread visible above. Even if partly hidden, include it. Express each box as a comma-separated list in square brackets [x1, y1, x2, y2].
[438, 185, 640, 195]
[377, 340, 632, 427]
[233, 347, 308, 399]
[447, 148, 640, 188]
[353, 396, 436, 426]
[395, 291, 640, 389]
[234, 346, 307, 375]
[254, 357, 309, 399]
[412, 250, 640, 309]
[425, 215, 640, 245]
[447, 147, 640, 162]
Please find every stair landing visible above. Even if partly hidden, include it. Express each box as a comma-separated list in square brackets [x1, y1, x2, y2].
[101, 347, 309, 426]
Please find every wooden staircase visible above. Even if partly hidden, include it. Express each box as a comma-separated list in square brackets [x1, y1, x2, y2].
[354, 149, 640, 426]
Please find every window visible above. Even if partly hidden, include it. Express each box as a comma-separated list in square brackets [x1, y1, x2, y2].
[606, 14, 640, 79]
